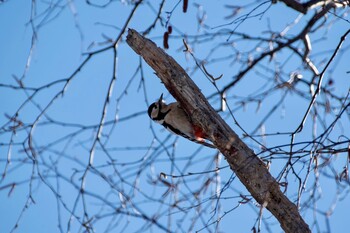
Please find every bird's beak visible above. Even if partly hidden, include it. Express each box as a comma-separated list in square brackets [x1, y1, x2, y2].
[158, 93, 163, 104]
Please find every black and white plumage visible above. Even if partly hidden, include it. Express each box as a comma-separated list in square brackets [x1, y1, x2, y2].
[148, 94, 215, 148]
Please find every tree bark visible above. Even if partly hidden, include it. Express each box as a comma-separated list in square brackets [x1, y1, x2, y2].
[126, 28, 311, 233]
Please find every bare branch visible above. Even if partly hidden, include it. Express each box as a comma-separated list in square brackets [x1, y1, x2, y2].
[278, 0, 348, 14]
[126, 28, 311, 233]
[294, 29, 350, 133]
[277, 0, 308, 14]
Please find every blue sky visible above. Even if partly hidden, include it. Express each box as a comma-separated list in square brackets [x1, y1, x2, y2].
[1, 1, 350, 233]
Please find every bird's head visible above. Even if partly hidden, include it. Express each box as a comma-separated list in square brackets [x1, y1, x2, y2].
[148, 93, 165, 122]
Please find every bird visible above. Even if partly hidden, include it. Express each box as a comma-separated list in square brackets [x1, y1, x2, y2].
[147, 94, 215, 148]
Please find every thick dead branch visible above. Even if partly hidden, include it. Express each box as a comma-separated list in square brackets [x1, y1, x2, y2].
[126, 29, 310, 233]
[278, 0, 308, 14]
[278, 0, 346, 14]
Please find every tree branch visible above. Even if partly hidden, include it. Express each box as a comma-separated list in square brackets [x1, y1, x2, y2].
[278, 0, 308, 14]
[126, 29, 310, 233]
[278, 0, 347, 14]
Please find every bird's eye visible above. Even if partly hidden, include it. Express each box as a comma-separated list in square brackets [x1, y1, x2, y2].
[154, 106, 157, 109]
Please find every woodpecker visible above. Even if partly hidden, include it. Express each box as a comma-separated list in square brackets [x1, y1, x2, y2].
[148, 94, 215, 148]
